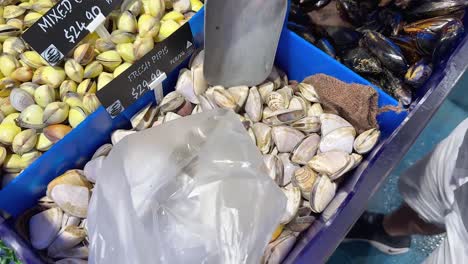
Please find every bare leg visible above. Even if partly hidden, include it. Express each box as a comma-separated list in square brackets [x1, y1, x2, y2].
[383, 203, 446, 237]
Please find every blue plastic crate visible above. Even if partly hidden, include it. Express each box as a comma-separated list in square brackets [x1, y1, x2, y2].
[0, 8, 409, 263]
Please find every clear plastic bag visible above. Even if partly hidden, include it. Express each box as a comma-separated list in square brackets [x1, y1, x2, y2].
[88, 109, 286, 264]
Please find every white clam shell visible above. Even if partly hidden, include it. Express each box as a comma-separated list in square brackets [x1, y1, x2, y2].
[319, 126, 356, 154]
[263, 154, 283, 185]
[259, 81, 275, 102]
[309, 175, 337, 213]
[354, 128, 381, 154]
[308, 103, 323, 117]
[271, 126, 305, 153]
[298, 83, 319, 103]
[252, 122, 272, 154]
[10, 88, 34, 111]
[291, 116, 321, 133]
[49, 245, 89, 259]
[308, 151, 351, 180]
[228, 86, 249, 109]
[48, 226, 86, 257]
[55, 258, 88, 264]
[280, 186, 301, 224]
[191, 63, 208, 96]
[29, 207, 63, 250]
[351, 153, 363, 169]
[163, 112, 182, 123]
[84, 155, 105, 183]
[278, 153, 299, 187]
[245, 86, 263, 122]
[212, 86, 237, 111]
[91, 143, 113, 160]
[62, 214, 81, 228]
[266, 91, 286, 111]
[175, 69, 198, 104]
[320, 113, 353, 136]
[198, 94, 217, 111]
[293, 166, 318, 200]
[263, 109, 305, 126]
[111, 129, 136, 145]
[51, 184, 89, 218]
[263, 231, 297, 264]
[189, 49, 204, 69]
[291, 134, 320, 165]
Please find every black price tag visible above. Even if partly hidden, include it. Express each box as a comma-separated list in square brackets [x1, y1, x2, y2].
[97, 22, 195, 118]
[21, 0, 122, 66]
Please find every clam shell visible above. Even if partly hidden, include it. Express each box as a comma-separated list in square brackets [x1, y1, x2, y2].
[47, 170, 92, 197]
[29, 207, 63, 250]
[160, 91, 185, 113]
[276, 86, 293, 107]
[271, 126, 305, 153]
[293, 166, 318, 200]
[245, 86, 263, 122]
[175, 69, 198, 104]
[351, 153, 363, 169]
[291, 116, 320, 133]
[297, 83, 319, 103]
[263, 109, 305, 126]
[91, 143, 113, 160]
[291, 134, 320, 165]
[288, 96, 309, 112]
[309, 175, 337, 213]
[189, 49, 204, 69]
[51, 184, 89, 218]
[198, 94, 217, 111]
[320, 113, 353, 136]
[354, 128, 380, 154]
[62, 214, 81, 228]
[266, 92, 286, 111]
[263, 154, 284, 185]
[55, 259, 88, 264]
[308, 151, 351, 180]
[212, 86, 238, 111]
[228, 86, 249, 109]
[192, 63, 208, 96]
[308, 103, 323, 117]
[252, 122, 272, 154]
[111, 129, 136, 144]
[163, 112, 182, 123]
[49, 245, 89, 259]
[319, 126, 356, 154]
[259, 82, 275, 102]
[286, 207, 315, 233]
[130, 103, 152, 129]
[48, 226, 87, 257]
[278, 153, 300, 187]
[10, 88, 34, 111]
[84, 156, 105, 183]
[280, 187, 301, 224]
[262, 231, 297, 264]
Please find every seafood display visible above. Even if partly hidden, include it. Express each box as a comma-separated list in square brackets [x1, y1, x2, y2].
[289, 0, 467, 106]
[17, 51, 381, 263]
[0, 0, 202, 188]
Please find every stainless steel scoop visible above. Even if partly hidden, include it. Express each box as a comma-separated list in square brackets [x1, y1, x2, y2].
[204, 0, 288, 87]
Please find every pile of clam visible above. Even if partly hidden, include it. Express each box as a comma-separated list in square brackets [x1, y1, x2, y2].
[0, 0, 203, 188]
[18, 50, 380, 263]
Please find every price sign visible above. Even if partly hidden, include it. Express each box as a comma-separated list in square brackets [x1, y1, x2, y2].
[21, 0, 122, 66]
[97, 22, 196, 118]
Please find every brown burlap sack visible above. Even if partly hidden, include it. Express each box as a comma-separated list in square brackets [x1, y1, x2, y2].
[303, 74, 379, 134]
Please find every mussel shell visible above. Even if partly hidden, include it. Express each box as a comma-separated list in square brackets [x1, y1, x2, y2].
[289, 4, 313, 27]
[415, 30, 439, 56]
[407, 0, 467, 19]
[342, 47, 382, 74]
[433, 20, 465, 64]
[405, 59, 433, 88]
[336, 0, 365, 26]
[322, 26, 362, 51]
[361, 31, 408, 75]
[380, 68, 412, 106]
[403, 16, 460, 34]
[389, 35, 421, 64]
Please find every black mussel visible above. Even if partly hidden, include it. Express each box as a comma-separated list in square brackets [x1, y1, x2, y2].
[288, 22, 318, 44]
[395, 0, 414, 9]
[357, 10, 385, 33]
[290, 4, 313, 27]
[378, 9, 404, 36]
[407, 0, 468, 19]
[403, 16, 460, 35]
[343, 47, 382, 74]
[415, 30, 439, 56]
[433, 20, 465, 64]
[316, 38, 337, 58]
[380, 68, 412, 106]
[405, 59, 433, 88]
[294, 0, 331, 12]
[361, 31, 409, 75]
[336, 0, 362, 26]
[322, 26, 362, 51]
[390, 35, 422, 64]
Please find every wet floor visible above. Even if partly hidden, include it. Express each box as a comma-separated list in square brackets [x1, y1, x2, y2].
[328, 73, 468, 264]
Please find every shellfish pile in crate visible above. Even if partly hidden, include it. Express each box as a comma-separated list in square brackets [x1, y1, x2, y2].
[17, 51, 380, 263]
